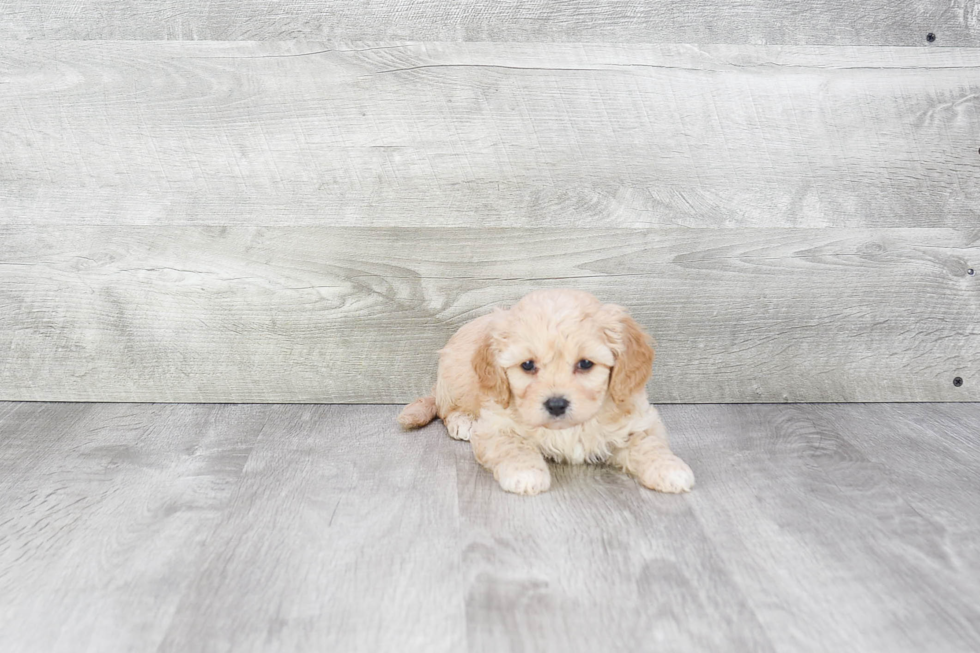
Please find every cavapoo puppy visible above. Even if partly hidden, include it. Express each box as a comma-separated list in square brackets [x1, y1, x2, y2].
[398, 289, 695, 496]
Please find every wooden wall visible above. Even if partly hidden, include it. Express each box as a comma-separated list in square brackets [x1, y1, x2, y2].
[1, 2, 978, 402]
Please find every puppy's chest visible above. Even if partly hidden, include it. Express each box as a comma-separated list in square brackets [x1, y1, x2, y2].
[527, 424, 628, 465]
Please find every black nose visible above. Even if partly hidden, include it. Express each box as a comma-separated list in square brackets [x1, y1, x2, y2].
[544, 396, 569, 417]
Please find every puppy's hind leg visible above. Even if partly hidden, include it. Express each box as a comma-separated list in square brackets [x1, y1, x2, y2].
[444, 411, 475, 441]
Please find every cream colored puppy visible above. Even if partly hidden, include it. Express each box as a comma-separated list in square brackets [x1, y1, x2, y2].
[398, 289, 694, 496]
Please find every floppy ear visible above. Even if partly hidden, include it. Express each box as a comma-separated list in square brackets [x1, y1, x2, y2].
[601, 305, 655, 405]
[472, 316, 511, 408]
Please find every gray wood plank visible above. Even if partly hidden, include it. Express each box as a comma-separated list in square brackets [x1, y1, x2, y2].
[0, 403, 266, 653]
[827, 403, 980, 576]
[4, 402, 979, 652]
[455, 448, 775, 652]
[1, 1, 977, 45]
[156, 404, 465, 653]
[3, 42, 979, 229]
[678, 403, 980, 652]
[1, 226, 976, 403]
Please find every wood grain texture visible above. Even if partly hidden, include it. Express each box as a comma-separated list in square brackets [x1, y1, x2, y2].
[456, 449, 775, 652]
[0, 403, 267, 653]
[157, 404, 465, 652]
[2, 402, 979, 652]
[676, 403, 980, 652]
[2, 42, 979, 228]
[1, 1, 979, 44]
[827, 403, 980, 577]
[1, 226, 976, 403]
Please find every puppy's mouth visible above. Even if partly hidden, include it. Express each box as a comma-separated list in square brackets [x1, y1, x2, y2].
[540, 415, 578, 430]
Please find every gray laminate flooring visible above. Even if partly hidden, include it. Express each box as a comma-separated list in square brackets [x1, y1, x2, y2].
[1, 402, 978, 653]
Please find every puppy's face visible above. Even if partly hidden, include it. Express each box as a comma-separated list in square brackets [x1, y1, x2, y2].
[498, 325, 614, 429]
[473, 290, 654, 429]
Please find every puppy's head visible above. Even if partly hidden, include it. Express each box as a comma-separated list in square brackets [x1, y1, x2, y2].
[473, 289, 654, 429]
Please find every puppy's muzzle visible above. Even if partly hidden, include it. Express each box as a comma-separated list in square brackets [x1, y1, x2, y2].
[544, 396, 570, 418]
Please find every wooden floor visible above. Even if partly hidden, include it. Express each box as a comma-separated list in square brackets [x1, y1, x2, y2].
[1, 402, 978, 652]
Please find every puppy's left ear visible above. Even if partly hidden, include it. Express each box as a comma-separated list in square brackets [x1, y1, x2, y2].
[599, 304, 655, 405]
[472, 309, 511, 408]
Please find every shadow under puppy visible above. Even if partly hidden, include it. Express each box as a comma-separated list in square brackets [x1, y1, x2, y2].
[398, 289, 694, 496]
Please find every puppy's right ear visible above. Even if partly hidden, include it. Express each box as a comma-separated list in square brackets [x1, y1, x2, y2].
[597, 303, 655, 407]
[472, 311, 511, 408]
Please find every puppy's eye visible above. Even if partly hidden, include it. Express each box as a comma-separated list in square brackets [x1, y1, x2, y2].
[520, 360, 536, 373]
[577, 359, 594, 371]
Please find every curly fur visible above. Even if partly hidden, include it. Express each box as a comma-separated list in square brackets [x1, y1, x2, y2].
[398, 289, 694, 496]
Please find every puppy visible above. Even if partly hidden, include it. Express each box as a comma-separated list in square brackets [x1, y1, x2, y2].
[398, 289, 694, 496]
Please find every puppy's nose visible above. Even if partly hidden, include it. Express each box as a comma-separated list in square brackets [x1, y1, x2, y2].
[544, 396, 569, 417]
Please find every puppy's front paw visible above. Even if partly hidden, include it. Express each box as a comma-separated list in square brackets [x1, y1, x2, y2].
[494, 462, 551, 496]
[638, 455, 695, 493]
[444, 413, 474, 441]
